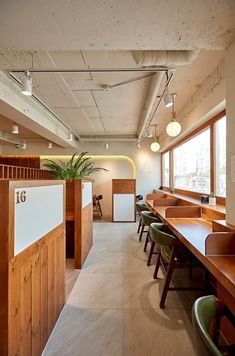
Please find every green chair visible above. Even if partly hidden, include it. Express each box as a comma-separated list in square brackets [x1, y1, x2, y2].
[147, 221, 164, 266]
[140, 211, 161, 246]
[150, 223, 203, 308]
[192, 295, 235, 356]
[136, 202, 149, 233]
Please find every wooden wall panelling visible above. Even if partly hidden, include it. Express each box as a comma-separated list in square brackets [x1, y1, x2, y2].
[0, 180, 65, 356]
[112, 179, 136, 194]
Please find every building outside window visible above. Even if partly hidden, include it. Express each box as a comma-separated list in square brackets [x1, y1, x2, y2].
[173, 129, 210, 193]
[215, 116, 226, 197]
[162, 151, 170, 187]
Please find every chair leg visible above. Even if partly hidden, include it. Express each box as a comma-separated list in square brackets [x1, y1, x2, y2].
[137, 217, 142, 233]
[159, 247, 177, 309]
[139, 223, 145, 241]
[147, 240, 155, 266]
[143, 231, 149, 252]
[153, 252, 162, 279]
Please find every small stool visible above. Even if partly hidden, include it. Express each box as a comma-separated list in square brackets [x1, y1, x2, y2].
[93, 194, 103, 217]
[136, 202, 149, 233]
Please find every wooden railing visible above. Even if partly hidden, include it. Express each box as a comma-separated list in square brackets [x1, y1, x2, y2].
[0, 164, 52, 179]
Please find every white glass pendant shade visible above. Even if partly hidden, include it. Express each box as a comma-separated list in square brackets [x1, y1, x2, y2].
[21, 75, 32, 96]
[150, 141, 160, 152]
[166, 121, 181, 137]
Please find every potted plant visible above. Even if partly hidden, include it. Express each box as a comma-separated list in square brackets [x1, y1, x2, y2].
[43, 152, 107, 179]
[209, 192, 216, 205]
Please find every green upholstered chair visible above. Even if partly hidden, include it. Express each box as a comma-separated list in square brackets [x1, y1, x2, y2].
[192, 295, 235, 356]
[150, 223, 203, 308]
[140, 211, 161, 246]
[136, 202, 149, 233]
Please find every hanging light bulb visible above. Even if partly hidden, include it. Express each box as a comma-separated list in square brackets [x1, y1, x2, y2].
[163, 87, 173, 108]
[150, 125, 160, 152]
[21, 71, 32, 96]
[12, 124, 19, 134]
[48, 142, 53, 149]
[146, 127, 153, 137]
[166, 93, 181, 137]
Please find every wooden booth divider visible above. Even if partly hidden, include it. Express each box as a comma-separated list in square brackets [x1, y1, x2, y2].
[66, 180, 93, 269]
[0, 164, 52, 180]
[0, 180, 66, 356]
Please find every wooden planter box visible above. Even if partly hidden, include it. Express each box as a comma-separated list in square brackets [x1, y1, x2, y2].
[66, 180, 93, 268]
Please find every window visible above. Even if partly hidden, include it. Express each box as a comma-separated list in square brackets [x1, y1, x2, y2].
[173, 129, 210, 194]
[162, 151, 170, 187]
[215, 117, 226, 197]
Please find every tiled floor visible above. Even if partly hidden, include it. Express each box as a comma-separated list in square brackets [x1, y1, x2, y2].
[42, 220, 200, 356]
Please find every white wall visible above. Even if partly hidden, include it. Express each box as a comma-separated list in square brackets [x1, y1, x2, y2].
[225, 39, 235, 225]
[2, 140, 161, 217]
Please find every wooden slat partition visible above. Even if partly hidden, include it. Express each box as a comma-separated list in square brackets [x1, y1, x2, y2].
[0, 163, 52, 179]
[165, 206, 201, 218]
[0, 155, 40, 168]
[153, 198, 178, 207]
[0, 180, 66, 356]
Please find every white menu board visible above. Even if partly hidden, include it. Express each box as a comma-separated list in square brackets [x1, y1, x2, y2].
[14, 184, 64, 255]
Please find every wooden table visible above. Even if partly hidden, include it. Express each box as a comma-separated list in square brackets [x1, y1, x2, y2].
[146, 200, 235, 301]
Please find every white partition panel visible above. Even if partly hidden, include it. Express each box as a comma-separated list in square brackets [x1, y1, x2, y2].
[82, 181, 92, 208]
[113, 194, 135, 221]
[14, 184, 64, 255]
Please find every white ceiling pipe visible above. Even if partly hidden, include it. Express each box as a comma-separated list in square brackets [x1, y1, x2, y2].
[132, 50, 200, 67]
[81, 137, 138, 142]
[137, 72, 164, 140]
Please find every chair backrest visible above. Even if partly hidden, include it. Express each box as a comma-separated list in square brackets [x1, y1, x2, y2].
[149, 223, 174, 246]
[136, 202, 148, 213]
[141, 211, 160, 225]
[192, 295, 222, 356]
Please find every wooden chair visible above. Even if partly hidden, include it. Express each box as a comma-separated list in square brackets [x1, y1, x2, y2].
[150, 223, 204, 308]
[192, 295, 235, 356]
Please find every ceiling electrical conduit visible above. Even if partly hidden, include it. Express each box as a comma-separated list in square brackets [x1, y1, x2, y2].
[133, 50, 200, 141]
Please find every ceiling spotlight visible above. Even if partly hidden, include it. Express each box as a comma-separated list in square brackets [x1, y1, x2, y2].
[21, 71, 32, 96]
[12, 124, 19, 134]
[136, 141, 141, 149]
[48, 142, 53, 149]
[163, 87, 173, 108]
[68, 132, 73, 141]
[146, 127, 153, 137]
[150, 125, 160, 152]
[105, 143, 109, 150]
[166, 93, 181, 137]
[22, 140, 27, 149]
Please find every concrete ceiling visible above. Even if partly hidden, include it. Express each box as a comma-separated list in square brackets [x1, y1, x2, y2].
[0, 1, 234, 50]
[0, 1, 234, 147]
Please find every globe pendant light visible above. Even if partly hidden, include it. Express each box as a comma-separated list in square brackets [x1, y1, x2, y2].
[150, 125, 160, 152]
[166, 93, 181, 137]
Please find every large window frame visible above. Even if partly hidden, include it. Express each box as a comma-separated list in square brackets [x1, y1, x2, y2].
[161, 110, 226, 205]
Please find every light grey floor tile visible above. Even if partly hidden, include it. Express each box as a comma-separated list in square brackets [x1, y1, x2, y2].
[42, 306, 123, 356]
[124, 308, 197, 356]
[82, 251, 123, 274]
[67, 271, 124, 309]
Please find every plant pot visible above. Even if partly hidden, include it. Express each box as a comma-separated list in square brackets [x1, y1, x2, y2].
[209, 197, 216, 205]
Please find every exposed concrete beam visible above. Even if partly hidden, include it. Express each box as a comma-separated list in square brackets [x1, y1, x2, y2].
[0, 71, 79, 148]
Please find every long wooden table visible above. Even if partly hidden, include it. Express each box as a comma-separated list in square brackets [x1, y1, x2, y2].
[146, 200, 235, 302]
